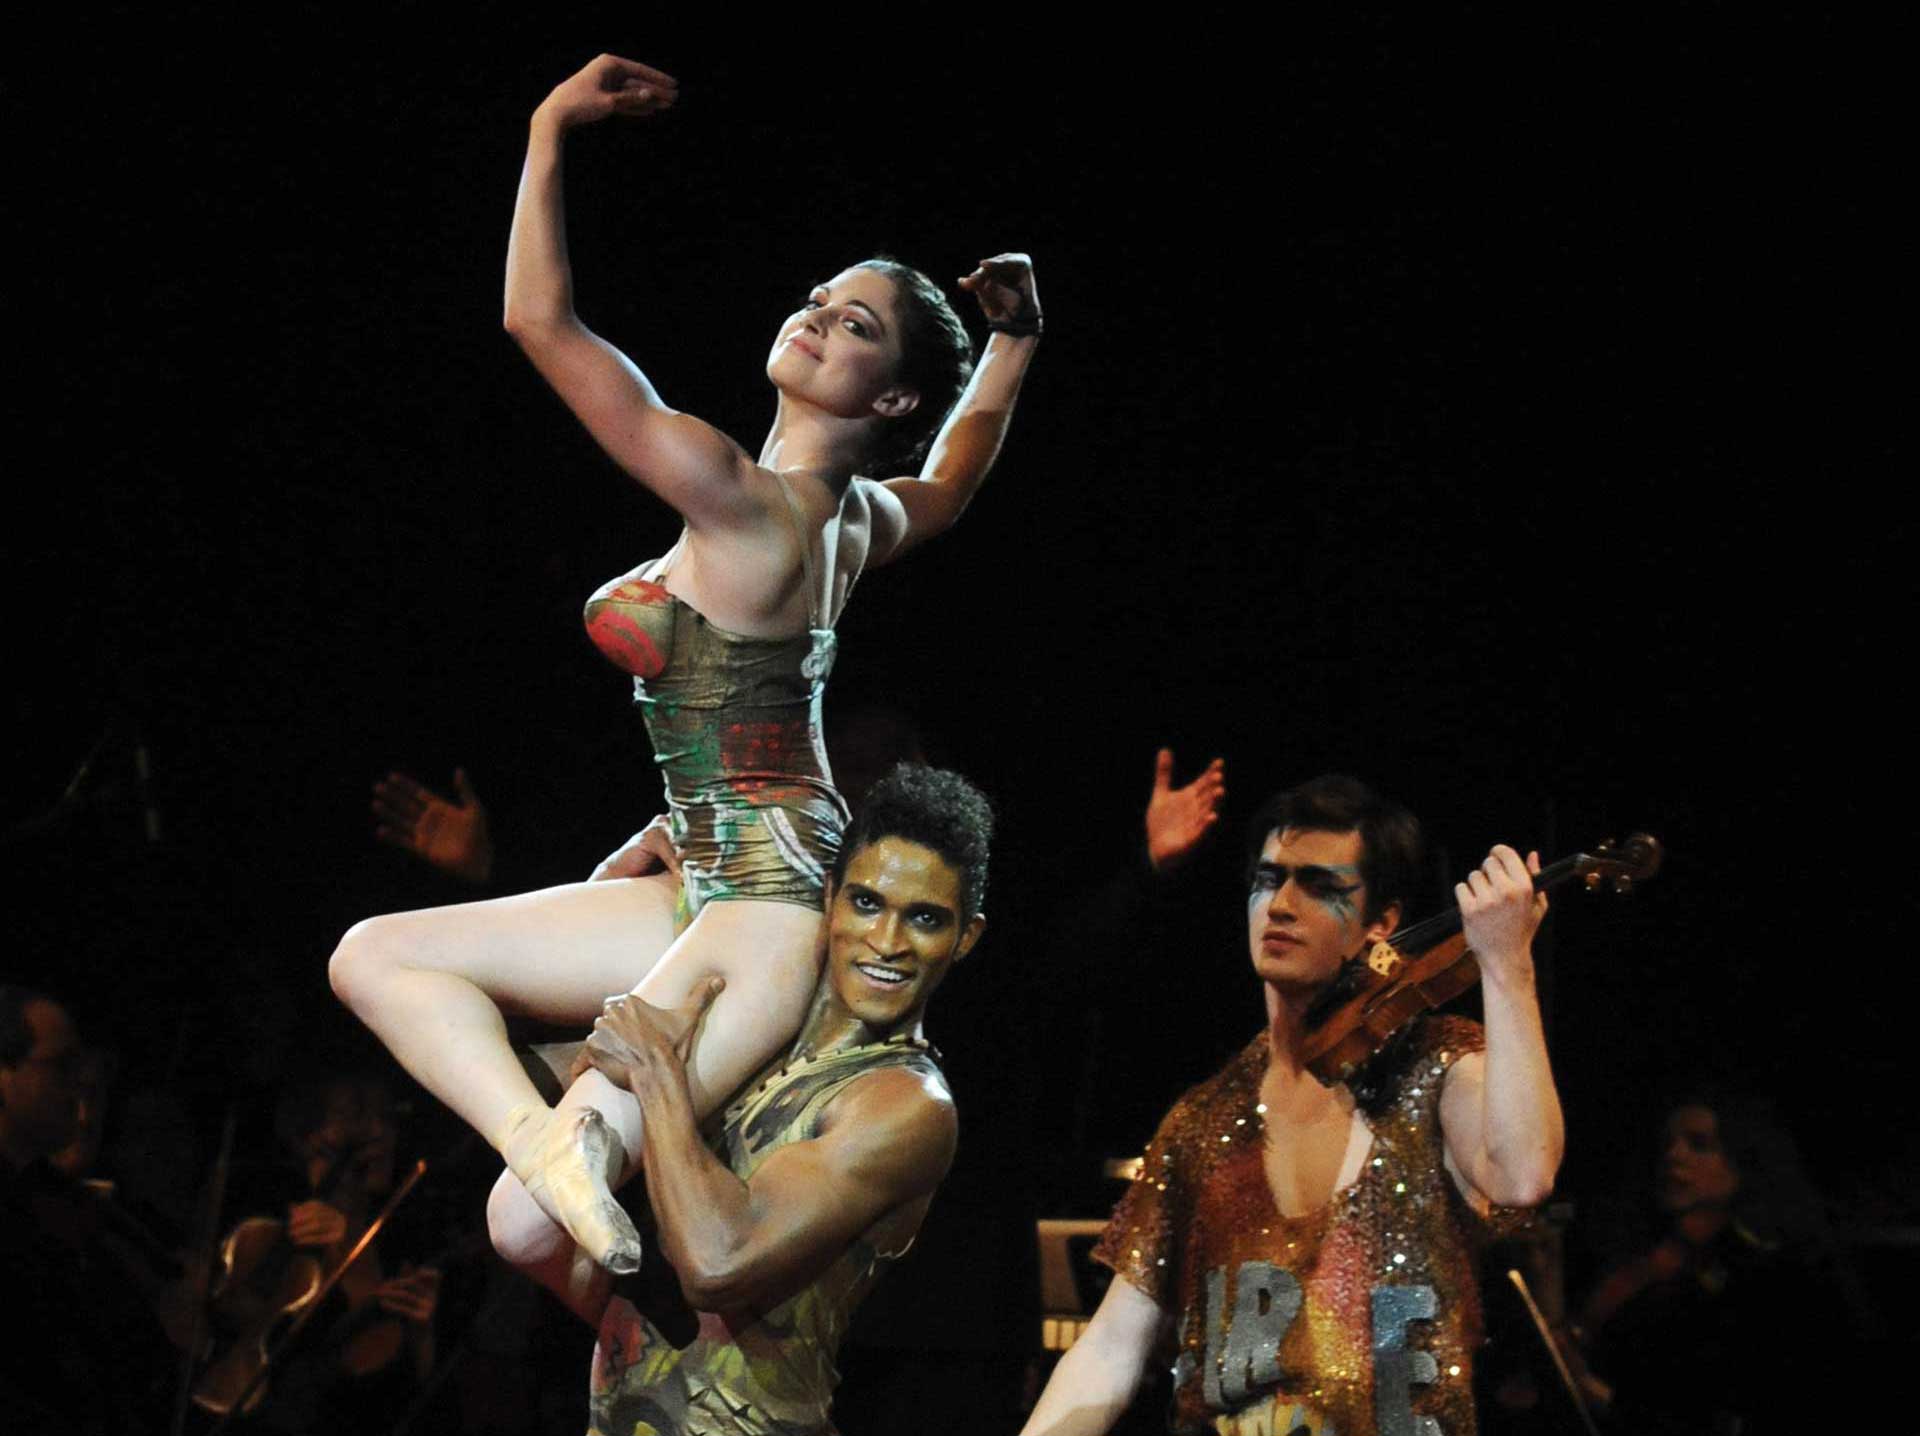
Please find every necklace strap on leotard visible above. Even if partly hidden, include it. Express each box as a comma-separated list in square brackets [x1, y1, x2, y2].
[769, 469, 836, 631]
[640, 530, 688, 586]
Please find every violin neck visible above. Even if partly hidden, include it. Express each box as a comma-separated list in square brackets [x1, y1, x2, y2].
[1387, 853, 1587, 957]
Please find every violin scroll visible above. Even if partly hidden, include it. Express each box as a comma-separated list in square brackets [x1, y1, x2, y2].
[1578, 832, 1662, 896]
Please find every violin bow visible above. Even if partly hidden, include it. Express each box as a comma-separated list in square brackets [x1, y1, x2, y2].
[1507, 1268, 1603, 1436]
[170, 1105, 236, 1436]
[206, 1156, 429, 1434]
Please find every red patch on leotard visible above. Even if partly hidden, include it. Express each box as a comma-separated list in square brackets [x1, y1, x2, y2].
[590, 1296, 651, 1394]
[584, 578, 673, 679]
[721, 720, 800, 780]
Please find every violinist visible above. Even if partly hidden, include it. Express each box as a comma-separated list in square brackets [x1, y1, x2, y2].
[1570, 1091, 1867, 1435]
[1019, 775, 1565, 1436]
[0, 986, 177, 1433]
[210, 1072, 443, 1432]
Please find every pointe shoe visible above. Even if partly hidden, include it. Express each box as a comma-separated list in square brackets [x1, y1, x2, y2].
[501, 1104, 644, 1274]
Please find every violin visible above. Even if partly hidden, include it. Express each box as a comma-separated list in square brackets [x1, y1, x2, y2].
[193, 1128, 425, 1419]
[1303, 833, 1663, 1086]
[192, 1222, 323, 1416]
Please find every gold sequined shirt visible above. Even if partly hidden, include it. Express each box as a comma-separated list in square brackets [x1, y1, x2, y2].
[1094, 1016, 1495, 1436]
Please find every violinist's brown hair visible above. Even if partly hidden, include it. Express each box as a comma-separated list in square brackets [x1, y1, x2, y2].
[0, 985, 53, 1070]
[272, 1071, 395, 1157]
[1244, 774, 1423, 925]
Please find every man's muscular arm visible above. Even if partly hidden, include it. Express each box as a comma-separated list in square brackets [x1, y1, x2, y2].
[585, 994, 956, 1312]
[1438, 844, 1565, 1208]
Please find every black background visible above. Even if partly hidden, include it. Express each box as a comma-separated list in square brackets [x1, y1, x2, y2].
[6, 9, 1900, 1429]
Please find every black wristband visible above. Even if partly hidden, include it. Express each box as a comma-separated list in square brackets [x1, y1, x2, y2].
[987, 312, 1044, 338]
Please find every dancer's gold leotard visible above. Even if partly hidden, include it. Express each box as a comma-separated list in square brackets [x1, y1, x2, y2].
[583, 474, 849, 918]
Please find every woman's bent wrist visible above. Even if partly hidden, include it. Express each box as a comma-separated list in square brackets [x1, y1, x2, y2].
[529, 104, 572, 142]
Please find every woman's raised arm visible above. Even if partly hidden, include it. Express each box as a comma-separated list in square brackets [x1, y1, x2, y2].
[503, 56, 755, 529]
[868, 254, 1042, 565]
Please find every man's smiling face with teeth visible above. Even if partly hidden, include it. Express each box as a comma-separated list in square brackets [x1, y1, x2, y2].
[825, 835, 983, 1030]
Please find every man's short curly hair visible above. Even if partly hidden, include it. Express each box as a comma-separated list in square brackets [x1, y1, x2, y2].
[833, 763, 994, 916]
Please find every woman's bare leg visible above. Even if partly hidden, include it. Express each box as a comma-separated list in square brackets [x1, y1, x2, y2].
[328, 874, 680, 1149]
[485, 899, 823, 1295]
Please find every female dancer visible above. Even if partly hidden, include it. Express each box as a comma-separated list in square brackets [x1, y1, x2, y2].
[328, 53, 1040, 1285]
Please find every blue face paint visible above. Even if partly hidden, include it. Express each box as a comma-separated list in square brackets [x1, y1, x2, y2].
[1319, 884, 1360, 925]
[1249, 862, 1364, 924]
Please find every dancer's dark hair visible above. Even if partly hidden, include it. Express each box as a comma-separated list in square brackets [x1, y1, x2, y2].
[854, 258, 974, 473]
[835, 763, 993, 915]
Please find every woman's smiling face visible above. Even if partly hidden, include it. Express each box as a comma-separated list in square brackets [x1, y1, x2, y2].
[767, 266, 919, 424]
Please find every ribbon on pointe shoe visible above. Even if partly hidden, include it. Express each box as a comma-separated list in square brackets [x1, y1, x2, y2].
[501, 1103, 643, 1274]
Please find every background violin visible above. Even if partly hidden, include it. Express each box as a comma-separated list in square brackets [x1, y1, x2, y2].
[193, 1081, 428, 1419]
